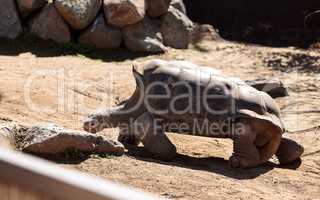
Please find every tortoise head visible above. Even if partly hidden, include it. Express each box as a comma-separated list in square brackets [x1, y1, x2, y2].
[83, 114, 105, 134]
[83, 109, 115, 133]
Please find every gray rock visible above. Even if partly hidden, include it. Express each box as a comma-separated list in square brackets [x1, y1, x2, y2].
[29, 4, 71, 43]
[122, 18, 167, 53]
[161, 6, 194, 49]
[16, 0, 47, 18]
[0, 0, 23, 39]
[146, 0, 171, 18]
[190, 24, 221, 43]
[170, 0, 186, 14]
[79, 14, 122, 49]
[55, 0, 102, 30]
[103, 0, 145, 27]
[21, 123, 124, 155]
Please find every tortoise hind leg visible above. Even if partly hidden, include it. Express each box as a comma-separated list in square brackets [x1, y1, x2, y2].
[258, 134, 281, 164]
[276, 138, 304, 165]
[252, 120, 304, 166]
[230, 118, 260, 168]
[252, 119, 282, 165]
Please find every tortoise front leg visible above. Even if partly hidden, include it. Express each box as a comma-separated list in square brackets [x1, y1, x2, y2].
[117, 124, 141, 146]
[84, 82, 146, 133]
[229, 119, 260, 168]
[132, 112, 177, 161]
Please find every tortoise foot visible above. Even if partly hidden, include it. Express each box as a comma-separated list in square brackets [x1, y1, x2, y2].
[117, 134, 140, 146]
[229, 155, 259, 169]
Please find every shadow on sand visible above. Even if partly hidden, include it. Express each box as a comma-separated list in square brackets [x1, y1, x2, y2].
[0, 34, 156, 62]
[125, 145, 302, 180]
[30, 144, 302, 180]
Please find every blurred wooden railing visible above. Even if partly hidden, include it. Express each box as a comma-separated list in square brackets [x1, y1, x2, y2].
[0, 147, 163, 200]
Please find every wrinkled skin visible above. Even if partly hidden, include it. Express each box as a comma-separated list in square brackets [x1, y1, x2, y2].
[84, 60, 303, 168]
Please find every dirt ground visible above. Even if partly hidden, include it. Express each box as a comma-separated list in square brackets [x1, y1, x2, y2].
[0, 39, 319, 200]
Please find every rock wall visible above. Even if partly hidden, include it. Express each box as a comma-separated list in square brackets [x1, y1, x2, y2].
[0, 0, 202, 53]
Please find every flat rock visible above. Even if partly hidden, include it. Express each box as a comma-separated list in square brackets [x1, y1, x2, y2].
[29, 4, 71, 43]
[161, 6, 194, 49]
[0, 0, 23, 39]
[122, 18, 167, 53]
[21, 123, 124, 155]
[16, 0, 47, 18]
[55, 0, 102, 30]
[146, 0, 171, 18]
[245, 78, 289, 98]
[79, 14, 122, 49]
[103, 0, 145, 27]
[170, 0, 186, 14]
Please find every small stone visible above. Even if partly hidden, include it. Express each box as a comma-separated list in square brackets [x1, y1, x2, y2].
[79, 14, 122, 49]
[103, 0, 145, 27]
[29, 4, 71, 43]
[0, 0, 23, 39]
[161, 6, 194, 49]
[190, 24, 221, 43]
[55, 0, 102, 30]
[122, 18, 167, 53]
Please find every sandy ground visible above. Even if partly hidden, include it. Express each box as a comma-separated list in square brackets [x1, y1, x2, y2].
[0, 40, 319, 200]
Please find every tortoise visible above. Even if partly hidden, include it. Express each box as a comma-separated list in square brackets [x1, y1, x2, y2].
[83, 59, 303, 168]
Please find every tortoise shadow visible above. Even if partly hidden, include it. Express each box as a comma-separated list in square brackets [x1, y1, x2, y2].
[125, 146, 302, 180]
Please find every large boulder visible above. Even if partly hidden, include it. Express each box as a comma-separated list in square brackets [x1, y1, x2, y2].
[170, 0, 186, 14]
[103, 0, 145, 27]
[21, 123, 125, 155]
[29, 4, 71, 43]
[146, 0, 171, 18]
[79, 14, 122, 49]
[161, 6, 194, 49]
[122, 18, 167, 53]
[16, 0, 47, 18]
[55, 0, 102, 30]
[0, 0, 23, 39]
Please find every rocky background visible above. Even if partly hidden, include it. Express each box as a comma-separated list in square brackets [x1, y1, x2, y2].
[0, 0, 217, 53]
[184, 0, 320, 47]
